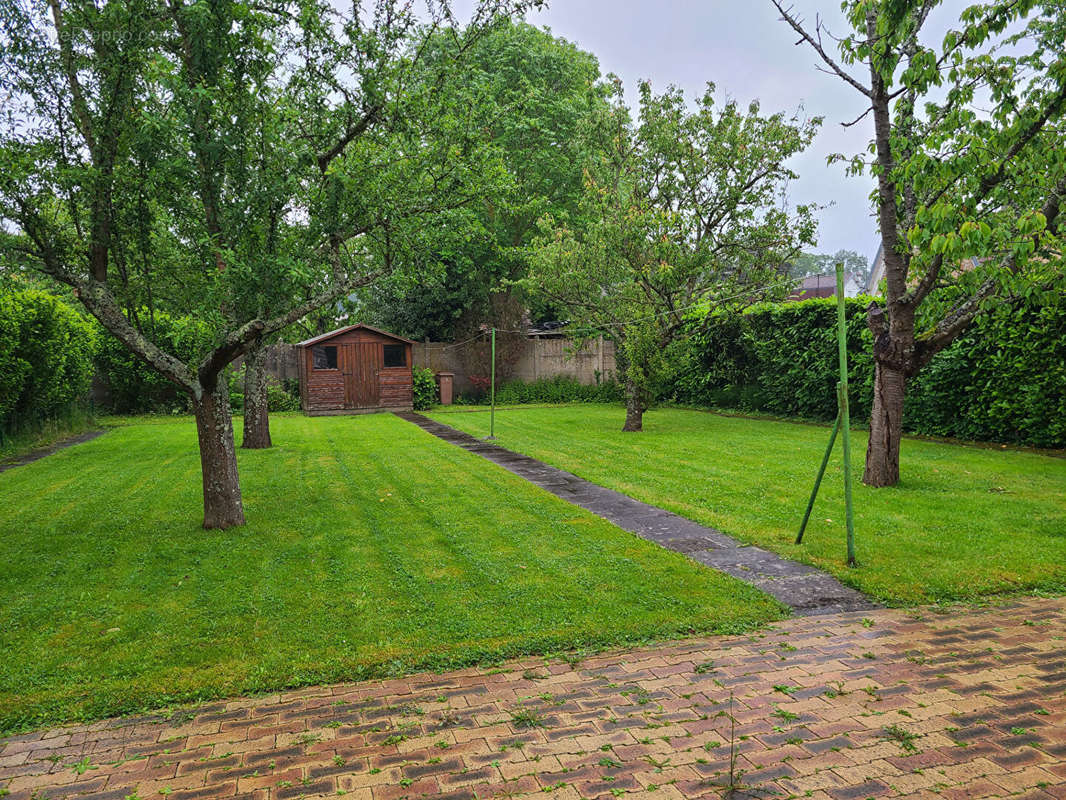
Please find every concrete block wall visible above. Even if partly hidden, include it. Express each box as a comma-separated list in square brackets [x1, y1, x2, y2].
[231, 343, 301, 383]
[412, 337, 616, 395]
[512, 337, 615, 385]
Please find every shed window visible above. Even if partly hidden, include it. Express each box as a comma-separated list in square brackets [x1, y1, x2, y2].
[383, 344, 406, 368]
[312, 345, 338, 370]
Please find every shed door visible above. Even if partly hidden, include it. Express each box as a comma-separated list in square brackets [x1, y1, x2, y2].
[343, 342, 381, 408]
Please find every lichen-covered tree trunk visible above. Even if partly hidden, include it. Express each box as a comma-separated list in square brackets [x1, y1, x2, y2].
[192, 383, 245, 529]
[241, 345, 272, 449]
[863, 361, 906, 488]
[622, 378, 645, 432]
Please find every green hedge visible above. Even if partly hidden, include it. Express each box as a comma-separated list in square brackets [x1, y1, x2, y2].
[228, 371, 301, 413]
[94, 311, 215, 413]
[672, 298, 876, 423]
[671, 295, 1065, 448]
[97, 313, 306, 414]
[0, 290, 309, 423]
[0, 287, 97, 433]
[905, 299, 1065, 446]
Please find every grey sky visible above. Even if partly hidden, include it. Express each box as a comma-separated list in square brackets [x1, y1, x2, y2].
[453, 0, 968, 267]
[524, 2, 878, 260]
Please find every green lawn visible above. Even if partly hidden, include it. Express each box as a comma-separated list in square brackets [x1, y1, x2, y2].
[0, 413, 781, 733]
[430, 405, 1066, 605]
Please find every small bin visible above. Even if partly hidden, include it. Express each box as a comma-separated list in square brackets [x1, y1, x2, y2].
[436, 372, 455, 405]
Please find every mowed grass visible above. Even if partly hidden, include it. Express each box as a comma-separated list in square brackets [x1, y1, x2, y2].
[431, 405, 1066, 605]
[0, 413, 781, 733]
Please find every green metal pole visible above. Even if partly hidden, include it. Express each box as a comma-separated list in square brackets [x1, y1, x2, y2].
[835, 262, 856, 566]
[796, 409, 840, 544]
[488, 327, 496, 440]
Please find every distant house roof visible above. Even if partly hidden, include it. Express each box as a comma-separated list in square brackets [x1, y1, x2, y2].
[866, 244, 885, 294]
[296, 323, 415, 348]
[865, 245, 985, 295]
[527, 320, 571, 338]
[787, 272, 862, 301]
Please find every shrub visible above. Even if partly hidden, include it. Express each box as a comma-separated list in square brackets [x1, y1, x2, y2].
[0, 287, 96, 433]
[94, 310, 215, 413]
[671, 293, 1066, 448]
[267, 382, 301, 412]
[459, 375, 622, 406]
[413, 367, 437, 410]
[228, 369, 301, 412]
[466, 375, 492, 403]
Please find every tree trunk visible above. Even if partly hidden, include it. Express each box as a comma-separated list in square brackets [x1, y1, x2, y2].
[863, 361, 906, 487]
[242, 345, 272, 449]
[622, 379, 644, 432]
[192, 382, 246, 529]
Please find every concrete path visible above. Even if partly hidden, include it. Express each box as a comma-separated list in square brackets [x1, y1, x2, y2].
[0, 430, 106, 474]
[396, 412, 875, 616]
[4, 598, 1065, 800]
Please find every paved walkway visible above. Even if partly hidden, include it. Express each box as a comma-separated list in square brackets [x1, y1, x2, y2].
[3, 599, 1065, 800]
[0, 430, 105, 473]
[396, 412, 874, 616]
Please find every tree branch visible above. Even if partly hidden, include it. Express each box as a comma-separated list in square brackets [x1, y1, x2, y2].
[841, 106, 873, 128]
[47, 0, 97, 153]
[909, 253, 944, 306]
[915, 174, 1066, 364]
[771, 1, 872, 98]
[909, 85, 1066, 306]
[316, 105, 382, 174]
[920, 76, 1066, 216]
[195, 268, 385, 388]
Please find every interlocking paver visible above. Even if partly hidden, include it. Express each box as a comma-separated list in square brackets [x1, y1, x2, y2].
[3, 599, 1066, 799]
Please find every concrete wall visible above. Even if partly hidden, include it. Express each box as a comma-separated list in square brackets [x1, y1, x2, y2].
[513, 337, 616, 385]
[233, 343, 301, 383]
[412, 337, 616, 395]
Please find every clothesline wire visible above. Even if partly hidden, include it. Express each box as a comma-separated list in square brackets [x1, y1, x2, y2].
[433, 277, 797, 350]
[437, 331, 489, 351]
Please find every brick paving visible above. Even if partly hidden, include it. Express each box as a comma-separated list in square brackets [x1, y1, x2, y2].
[4, 598, 1065, 800]
[396, 412, 874, 616]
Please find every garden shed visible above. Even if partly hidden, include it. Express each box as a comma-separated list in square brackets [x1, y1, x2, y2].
[297, 324, 414, 415]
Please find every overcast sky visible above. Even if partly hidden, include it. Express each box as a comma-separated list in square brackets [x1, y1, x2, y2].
[451, 0, 969, 267]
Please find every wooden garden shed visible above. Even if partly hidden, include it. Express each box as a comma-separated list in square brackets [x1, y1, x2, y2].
[296, 324, 414, 415]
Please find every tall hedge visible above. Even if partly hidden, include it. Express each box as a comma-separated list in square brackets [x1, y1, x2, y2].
[906, 298, 1065, 447]
[672, 294, 1065, 448]
[94, 310, 215, 413]
[0, 287, 97, 431]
